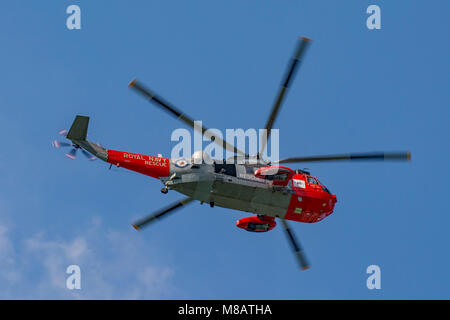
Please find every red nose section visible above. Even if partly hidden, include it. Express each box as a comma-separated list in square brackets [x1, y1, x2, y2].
[107, 150, 170, 178]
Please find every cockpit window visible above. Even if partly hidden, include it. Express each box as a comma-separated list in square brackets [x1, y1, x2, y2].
[307, 176, 318, 185]
[322, 186, 332, 194]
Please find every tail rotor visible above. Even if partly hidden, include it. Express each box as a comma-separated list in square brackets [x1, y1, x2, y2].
[52, 129, 97, 161]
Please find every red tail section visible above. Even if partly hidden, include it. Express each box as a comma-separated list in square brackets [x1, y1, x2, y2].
[107, 150, 170, 178]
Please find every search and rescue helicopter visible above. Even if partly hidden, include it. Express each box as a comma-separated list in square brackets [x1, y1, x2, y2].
[53, 37, 410, 270]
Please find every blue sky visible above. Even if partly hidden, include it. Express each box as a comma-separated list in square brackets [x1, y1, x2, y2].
[0, 1, 449, 299]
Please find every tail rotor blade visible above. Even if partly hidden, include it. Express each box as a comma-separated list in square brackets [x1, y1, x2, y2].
[52, 140, 71, 148]
[132, 197, 193, 230]
[58, 129, 68, 136]
[280, 218, 310, 270]
[65, 148, 78, 160]
[81, 149, 96, 161]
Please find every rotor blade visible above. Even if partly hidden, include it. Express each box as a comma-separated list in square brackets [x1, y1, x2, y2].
[129, 79, 246, 157]
[275, 151, 411, 164]
[280, 218, 310, 270]
[58, 129, 68, 136]
[52, 140, 71, 148]
[65, 148, 78, 160]
[259, 37, 312, 157]
[81, 149, 96, 161]
[132, 197, 193, 230]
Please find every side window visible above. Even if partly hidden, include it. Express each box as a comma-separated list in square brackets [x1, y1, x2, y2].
[245, 166, 255, 175]
[225, 164, 237, 177]
[274, 173, 288, 181]
[307, 177, 318, 185]
[214, 163, 237, 177]
[265, 173, 288, 181]
[214, 163, 225, 174]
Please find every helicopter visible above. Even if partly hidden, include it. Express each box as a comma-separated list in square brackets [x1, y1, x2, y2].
[53, 37, 410, 270]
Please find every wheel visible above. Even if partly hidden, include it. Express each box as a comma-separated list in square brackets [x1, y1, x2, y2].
[161, 187, 168, 194]
[209, 202, 214, 208]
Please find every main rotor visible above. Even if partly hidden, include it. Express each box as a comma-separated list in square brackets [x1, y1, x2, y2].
[126, 37, 411, 270]
[128, 37, 410, 167]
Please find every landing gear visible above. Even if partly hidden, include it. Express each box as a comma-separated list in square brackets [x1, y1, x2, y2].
[161, 187, 168, 194]
[210, 202, 215, 208]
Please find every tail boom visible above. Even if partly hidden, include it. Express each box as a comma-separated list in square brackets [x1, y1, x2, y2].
[107, 150, 170, 178]
[65, 115, 169, 178]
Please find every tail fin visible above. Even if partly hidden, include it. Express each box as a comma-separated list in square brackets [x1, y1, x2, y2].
[65, 115, 108, 161]
[67, 115, 89, 141]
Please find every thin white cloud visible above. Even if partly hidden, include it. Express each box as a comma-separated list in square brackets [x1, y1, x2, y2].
[0, 218, 176, 299]
[0, 224, 21, 286]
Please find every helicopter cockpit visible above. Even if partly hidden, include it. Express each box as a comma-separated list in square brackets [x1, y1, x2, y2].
[304, 175, 332, 194]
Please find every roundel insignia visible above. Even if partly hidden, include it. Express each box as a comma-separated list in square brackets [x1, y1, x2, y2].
[174, 159, 189, 168]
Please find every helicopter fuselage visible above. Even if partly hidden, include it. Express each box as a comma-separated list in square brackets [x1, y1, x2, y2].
[106, 149, 337, 224]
